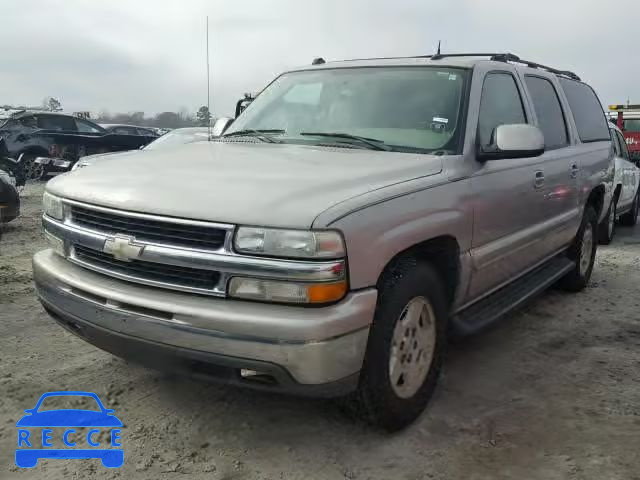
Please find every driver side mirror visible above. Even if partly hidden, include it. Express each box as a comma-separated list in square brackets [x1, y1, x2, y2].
[478, 124, 545, 161]
[211, 117, 234, 137]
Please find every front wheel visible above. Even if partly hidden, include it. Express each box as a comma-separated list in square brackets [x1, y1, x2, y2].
[559, 206, 597, 292]
[598, 198, 616, 245]
[343, 259, 447, 431]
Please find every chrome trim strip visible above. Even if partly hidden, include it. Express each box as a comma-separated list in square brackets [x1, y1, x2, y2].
[69, 246, 227, 297]
[43, 216, 346, 296]
[63, 197, 235, 231]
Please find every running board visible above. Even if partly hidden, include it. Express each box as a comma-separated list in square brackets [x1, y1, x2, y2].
[451, 256, 574, 336]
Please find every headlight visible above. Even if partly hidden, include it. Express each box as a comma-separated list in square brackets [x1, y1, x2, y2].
[43, 192, 63, 220]
[229, 277, 347, 304]
[234, 227, 345, 259]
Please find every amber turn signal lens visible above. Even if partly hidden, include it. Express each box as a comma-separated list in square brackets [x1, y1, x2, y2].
[307, 281, 348, 304]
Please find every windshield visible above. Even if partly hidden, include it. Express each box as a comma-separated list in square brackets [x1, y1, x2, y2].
[144, 129, 210, 151]
[623, 118, 640, 133]
[226, 67, 468, 153]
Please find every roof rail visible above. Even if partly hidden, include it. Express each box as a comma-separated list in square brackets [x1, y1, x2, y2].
[311, 52, 581, 81]
[429, 52, 581, 81]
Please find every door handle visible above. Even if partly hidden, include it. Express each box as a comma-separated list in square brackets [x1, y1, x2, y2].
[570, 163, 579, 178]
[534, 170, 545, 189]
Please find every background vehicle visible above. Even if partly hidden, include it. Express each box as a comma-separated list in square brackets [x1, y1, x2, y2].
[0, 168, 19, 223]
[0, 112, 157, 179]
[100, 124, 159, 139]
[599, 123, 640, 243]
[609, 104, 640, 164]
[34, 53, 612, 431]
[71, 127, 211, 170]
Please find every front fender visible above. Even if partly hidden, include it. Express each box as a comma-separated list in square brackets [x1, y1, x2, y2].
[320, 178, 473, 291]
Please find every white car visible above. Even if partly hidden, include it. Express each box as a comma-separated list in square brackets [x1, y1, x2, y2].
[599, 123, 640, 244]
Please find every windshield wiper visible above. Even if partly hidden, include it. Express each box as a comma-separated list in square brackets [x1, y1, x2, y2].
[300, 132, 392, 151]
[223, 129, 284, 143]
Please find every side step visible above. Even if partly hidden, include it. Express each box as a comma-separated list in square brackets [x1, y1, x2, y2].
[451, 256, 574, 336]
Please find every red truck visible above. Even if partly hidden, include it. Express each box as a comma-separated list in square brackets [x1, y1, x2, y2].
[609, 104, 640, 163]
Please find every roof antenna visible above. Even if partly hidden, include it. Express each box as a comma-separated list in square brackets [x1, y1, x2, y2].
[206, 16, 212, 140]
[432, 40, 443, 60]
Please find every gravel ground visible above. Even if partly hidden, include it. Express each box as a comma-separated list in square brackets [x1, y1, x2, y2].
[1, 183, 639, 480]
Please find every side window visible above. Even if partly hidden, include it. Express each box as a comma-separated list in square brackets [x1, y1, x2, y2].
[610, 129, 621, 157]
[37, 115, 76, 131]
[524, 76, 568, 149]
[0, 119, 21, 131]
[112, 126, 136, 135]
[616, 131, 630, 160]
[20, 116, 37, 128]
[478, 73, 526, 146]
[559, 79, 609, 142]
[75, 119, 103, 133]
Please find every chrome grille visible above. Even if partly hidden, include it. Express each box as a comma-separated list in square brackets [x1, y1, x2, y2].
[70, 204, 227, 251]
[74, 244, 220, 292]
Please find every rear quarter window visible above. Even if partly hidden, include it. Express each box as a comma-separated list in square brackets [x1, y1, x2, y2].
[559, 79, 609, 142]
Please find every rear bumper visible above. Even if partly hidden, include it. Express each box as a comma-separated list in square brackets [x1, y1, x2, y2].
[33, 250, 377, 396]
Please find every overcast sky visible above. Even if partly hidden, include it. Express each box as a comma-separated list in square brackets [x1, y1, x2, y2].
[1, 0, 637, 117]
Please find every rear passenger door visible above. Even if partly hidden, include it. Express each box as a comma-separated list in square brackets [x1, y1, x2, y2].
[468, 71, 546, 300]
[523, 74, 580, 253]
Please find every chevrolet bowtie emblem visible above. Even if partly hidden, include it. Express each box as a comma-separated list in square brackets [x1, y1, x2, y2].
[103, 235, 144, 262]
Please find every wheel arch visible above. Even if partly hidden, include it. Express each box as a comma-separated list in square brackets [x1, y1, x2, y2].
[586, 185, 606, 219]
[376, 235, 461, 308]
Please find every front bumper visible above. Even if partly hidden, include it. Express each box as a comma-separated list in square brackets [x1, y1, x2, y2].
[33, 250, 376, 396]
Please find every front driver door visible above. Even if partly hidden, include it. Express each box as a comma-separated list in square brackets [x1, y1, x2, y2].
[468, 71, 546, 301]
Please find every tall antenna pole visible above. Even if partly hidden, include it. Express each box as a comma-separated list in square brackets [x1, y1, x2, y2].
[206, 16, 211, 139]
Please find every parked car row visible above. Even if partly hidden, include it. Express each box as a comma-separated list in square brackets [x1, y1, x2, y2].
[0, 112, 158, 180]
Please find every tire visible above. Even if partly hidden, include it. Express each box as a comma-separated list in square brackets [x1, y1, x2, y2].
[20, 153, 44, 181]
[559, 206, 597, 292]
[342, 258, 447, 431]
[619, 190, 639, 226]
[598, 198, 616, 245]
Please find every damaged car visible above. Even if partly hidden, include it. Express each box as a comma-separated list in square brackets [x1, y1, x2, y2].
[0, 112, 157, 180]
[71, 127, 211, 170]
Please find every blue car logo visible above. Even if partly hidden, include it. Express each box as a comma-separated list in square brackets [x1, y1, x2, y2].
[15, 391, 123, 468]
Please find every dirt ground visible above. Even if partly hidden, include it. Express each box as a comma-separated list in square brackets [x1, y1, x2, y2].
[0, 183, 638, 480]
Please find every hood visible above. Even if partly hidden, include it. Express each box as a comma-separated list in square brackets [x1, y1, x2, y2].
[80, 149, 141, 164]
[48, 142, 443, 228]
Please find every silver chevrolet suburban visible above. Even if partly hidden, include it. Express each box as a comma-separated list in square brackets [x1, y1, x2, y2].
[33, 53, 615, 431]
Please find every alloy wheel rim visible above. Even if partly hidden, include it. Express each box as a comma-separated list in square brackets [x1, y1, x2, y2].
[580, 223, 593, 273]
[388, 296, 436, 399]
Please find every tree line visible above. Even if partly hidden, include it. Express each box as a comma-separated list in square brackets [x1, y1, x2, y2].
[94, 106, 212, 129]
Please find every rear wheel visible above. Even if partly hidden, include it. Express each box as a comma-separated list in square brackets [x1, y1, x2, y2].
[598, 198, 616, 245]
[559, 206, 597, 292]
[343, 259, 447, 431]
[619, 190, 639, 226]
